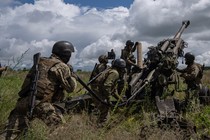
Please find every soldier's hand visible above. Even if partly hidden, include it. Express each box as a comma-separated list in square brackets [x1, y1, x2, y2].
[71, 72, 78, 81]
[67, 64, 73, 72]
[180, 73, 186, 78]
[134, 42, 139, 47]
[134, 64, 142, 70]
[66, 64, 78, 80]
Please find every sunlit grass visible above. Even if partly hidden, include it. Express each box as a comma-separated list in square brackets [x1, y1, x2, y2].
[0, 69, 210, 139]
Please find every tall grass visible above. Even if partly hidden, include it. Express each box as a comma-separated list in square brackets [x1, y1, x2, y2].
[0, 69, 210, 139]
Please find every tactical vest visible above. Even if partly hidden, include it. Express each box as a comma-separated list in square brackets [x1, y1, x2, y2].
[92, 63, 109, 78]
[35, 57, 61, 102]
[94, 68, 115, 86]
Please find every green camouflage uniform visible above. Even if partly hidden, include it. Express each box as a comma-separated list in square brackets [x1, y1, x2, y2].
[91, 63, 109, 79]
[176, 62, 202, 111]
[120, 47, 136, 74]
[178, 62, 202, 91]
[92, 68, 119, 124]
[5, 54, 77, 139]
[120, 46, 136, 98]
[90, 63, 109, 91]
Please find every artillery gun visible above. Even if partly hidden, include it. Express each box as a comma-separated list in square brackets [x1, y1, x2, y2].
[129, 21, 190, 96]
[63, 20, 199, 138]
[127, 21, 190, 115]
[65, 21, 191, 116]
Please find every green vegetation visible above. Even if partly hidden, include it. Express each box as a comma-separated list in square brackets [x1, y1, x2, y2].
[0, 69, 210, 140]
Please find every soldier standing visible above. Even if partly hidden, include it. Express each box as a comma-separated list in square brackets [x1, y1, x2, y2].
[120, 40, 139, 74]
[120, 40, 140, 98]
[5, 41, 77, 139]
[176, 52, 203, 111]
[92, 59, 126, 126]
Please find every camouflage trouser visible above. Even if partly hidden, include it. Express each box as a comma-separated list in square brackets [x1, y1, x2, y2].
[93, 98, 109, 124]
[34, 102, 65, 126]
[185, 89, 200, 112]
[5, 98, 65, 140]
[5, 109, 29, 140]
[91, 89, 109, 124]
[173, 89, 200, 114]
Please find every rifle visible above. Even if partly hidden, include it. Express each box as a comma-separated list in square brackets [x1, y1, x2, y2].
[89, 63, 97, 81]
[29, 53, 41, 119]
[75, 64, 111, 94]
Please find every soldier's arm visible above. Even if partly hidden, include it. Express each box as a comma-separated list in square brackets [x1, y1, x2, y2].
[181, 65, 199, 80]
[131, 42, 138, 52]
[103, 71, 122, 100]
[50, 63, 77, 93]
[176, 67, 187, 73]
[127, 58, 136, 66]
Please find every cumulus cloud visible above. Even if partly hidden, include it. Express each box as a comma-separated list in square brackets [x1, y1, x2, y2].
[0, 0, 210, 70]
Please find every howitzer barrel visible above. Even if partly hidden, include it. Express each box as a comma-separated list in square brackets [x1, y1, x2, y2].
[129, 72, 143, 87]
[174, 20, 190, 39]
[145, 69, 155, 83]
[160, 41, 170, 52]
[160, 20, 190, 52]
[173, 38, 183, 55]
[172, 20, 190, 55]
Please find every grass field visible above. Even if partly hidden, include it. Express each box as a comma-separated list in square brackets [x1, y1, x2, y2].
[0, 69, 210, 140]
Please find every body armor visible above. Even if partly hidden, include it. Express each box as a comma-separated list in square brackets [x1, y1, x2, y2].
[35, 57, 62, 102]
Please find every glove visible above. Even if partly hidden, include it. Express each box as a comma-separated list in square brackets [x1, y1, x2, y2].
[134, 42, 139, 47]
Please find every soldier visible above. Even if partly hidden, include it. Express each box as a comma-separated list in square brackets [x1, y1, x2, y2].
[107, 49, 116, 60]
[90, 55, 110, 102]
[177, 52, 202, 91]
[90, 54, 110, 80]
[92, 58, 126, 126]
[0, 64, 7, 77]
[120, 40, 140, 99]
[120, 40, 138, 74]
[5, 41, 77, 139]
[176, 52, 203, 112]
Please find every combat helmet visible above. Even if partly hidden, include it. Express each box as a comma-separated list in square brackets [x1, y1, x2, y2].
[184, 52, 195, 64]
[126, 40, 134, 46]
[52, 41, 74, 63]
[112, 58, 126, 68]
[98, 55, 108, 63]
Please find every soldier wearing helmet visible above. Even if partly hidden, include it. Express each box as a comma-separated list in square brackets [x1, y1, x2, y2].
[92, 58, 126, 127]
[177, 52, 202, 90]
[176, 52, 203, 112]
[121, 40, 139, 74]
[90, 55, 109, 80]
[90, 54, 110, 97]
[5, 41, 77, 139]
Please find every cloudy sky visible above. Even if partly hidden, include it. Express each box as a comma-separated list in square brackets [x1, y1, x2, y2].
[0, 0, 209, 70]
